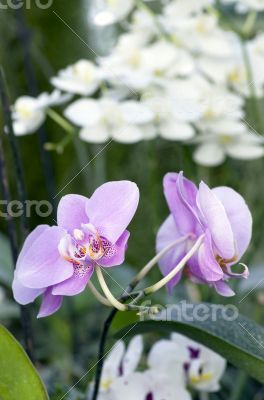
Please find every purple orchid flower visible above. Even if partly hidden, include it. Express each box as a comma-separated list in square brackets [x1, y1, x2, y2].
[156, 172, 252, 296]
[12, 181, 139, 317]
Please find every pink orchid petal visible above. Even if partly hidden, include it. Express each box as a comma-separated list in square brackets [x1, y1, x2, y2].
[197, 182, 235, 259]
[52, 266, 94, 296]
[163, 172, 199, 236]
[16, 225, 49, 271]
[37, 288, 63, 318]
[57, 194, 89, 232]
[156, 214, 187, 293]
[212, 187, 252, 260]
[17, 226, 74, 289]
[12, 273, 45, 305]
[100, 230, 130, 267]
[198, 230, 224, 282]
[213, 280, 235, 297]
[86, 181, 139, 243]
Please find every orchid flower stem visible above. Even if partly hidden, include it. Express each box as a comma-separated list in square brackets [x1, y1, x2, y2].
[91, 284, 144, 400]
[92, 237, 203, 400]
[48, 108, 75, 134]
[144, 235, 205, 295]
[0, 68, 29, 235]
[0, 84, 34, 361]
[240, 40, 264, 134]
[88, 281, 112, 307]
[242, 10, 257, 38]
[131, 235, 190, 289]
[13, 4, 57, 213]
[95, 266, 127, 312]
[91, 308, 118, 400]
[46, 108, 77, 153]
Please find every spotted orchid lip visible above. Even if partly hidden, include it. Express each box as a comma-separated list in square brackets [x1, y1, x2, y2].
[58, 224, 118, 268]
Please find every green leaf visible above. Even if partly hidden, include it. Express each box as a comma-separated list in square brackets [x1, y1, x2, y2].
[116, 303, 264, 384]
[0, 324, 49, 400]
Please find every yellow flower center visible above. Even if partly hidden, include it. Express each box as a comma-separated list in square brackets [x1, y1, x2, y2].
[219, 135, 233, 145]
[16, 105, 34, 119]
[190, 372, 213, 384]
[127, 51, 141, 67]
[107, 0, 118, 7]
[73, 62, 95, 83]
[228, 68, 246, 84]
[203, 108, 215, 120]
[101, 378, 113, 390]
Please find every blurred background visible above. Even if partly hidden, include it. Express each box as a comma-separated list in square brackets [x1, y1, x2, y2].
[0, 1, 264, 399]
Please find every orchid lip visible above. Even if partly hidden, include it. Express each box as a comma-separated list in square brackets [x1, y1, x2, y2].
[58, 224, 116, 268]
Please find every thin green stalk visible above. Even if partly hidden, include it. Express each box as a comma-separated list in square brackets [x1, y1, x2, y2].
[47, 108, 92, 188]
[73, 137, 92, 190]
[48, 108, 75, 134]
[46, 108, 76, 153]
[92, 235, 204, 399]
[240, 40, 264, 134]
[0, 109, 34, 361]
[229, 371, 248, 400]
[92, 144, 106, 188]
[0, 68, 29, 236]
[14, 4, 57, 212]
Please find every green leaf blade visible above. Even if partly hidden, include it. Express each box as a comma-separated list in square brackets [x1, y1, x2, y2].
[116, 303, 264, 384]
[0, 324, 49, 400]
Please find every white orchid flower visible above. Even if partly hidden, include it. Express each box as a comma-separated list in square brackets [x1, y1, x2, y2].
[101, 37, 194, 90]
[148, 338, 190, 368]
[193, 119, 264, 166]
[146, 338, 191, 399]
[12, 90, 71, 136]
[246, 34, 264, 96]
[142, 83, 201, 141]
[171, 333, 226, 392]
[197, 55, 250, 95]
[221, 0, 264, 12]
[141, 40, 195, 79]
[131, 9, 159, 39]
[148, 334, 226, 393]
[89, 336, 145, 400]
[144, 368, 192, 400]
[240, 0, 264, 10]
[198, 85, 244, 121]
[64, 98, 155, 143]
[164, 8, 233, 58]
[51, 60, 101, 96]
[100, 33, 152, 90]
[92, 335, 191, 400]
[90, 0, 134, 26]
[163, 0, 213, 21]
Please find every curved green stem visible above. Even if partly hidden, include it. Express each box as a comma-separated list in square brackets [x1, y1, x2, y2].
[130, 235, 190, 288]
[46, 108, 77, 153]
[144, 235, 205, 295]
[240, 39, 264, 134]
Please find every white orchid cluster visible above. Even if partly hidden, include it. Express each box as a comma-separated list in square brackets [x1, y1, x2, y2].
[12, 0, 264, 166]
[222, 0, 264, 13]
[89, 333, 226, 400]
